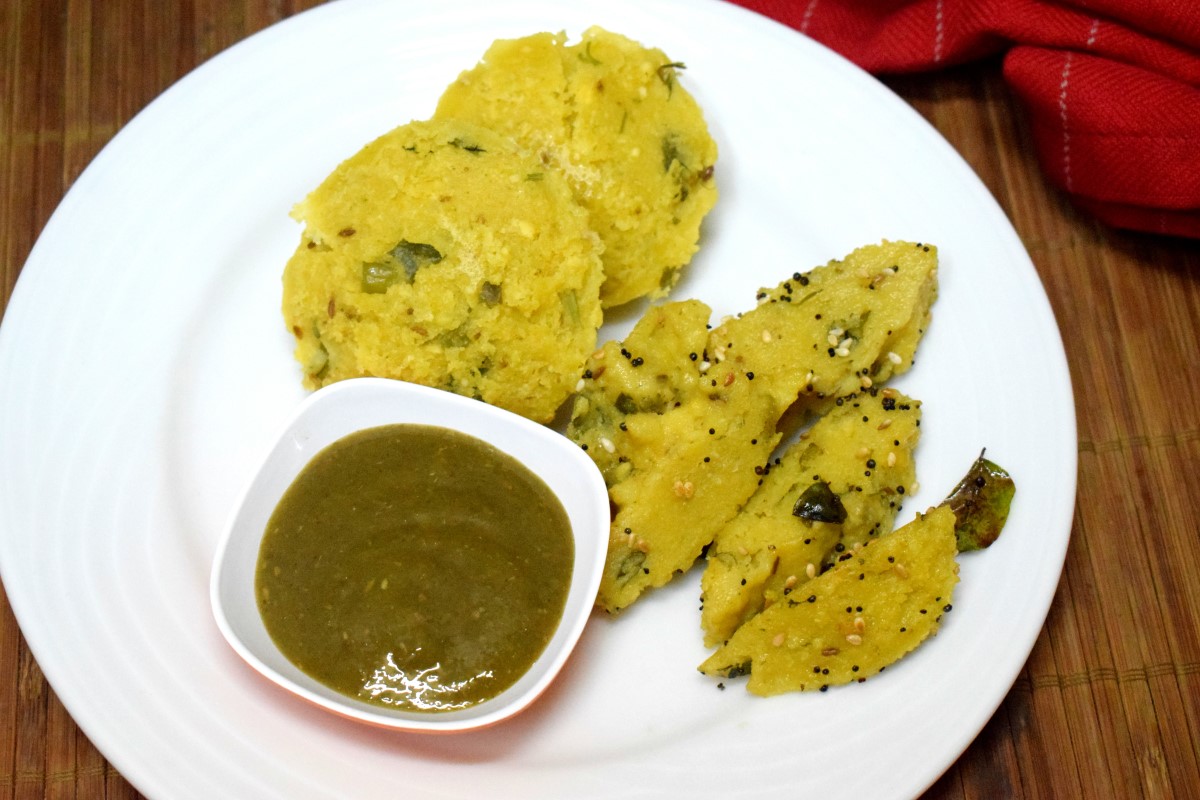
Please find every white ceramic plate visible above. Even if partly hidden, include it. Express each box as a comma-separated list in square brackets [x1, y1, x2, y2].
[0, 1, 1076, 798]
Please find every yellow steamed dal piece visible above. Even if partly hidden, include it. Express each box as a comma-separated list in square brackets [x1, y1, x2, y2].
[699, 505, 959, 695]
[700, 390, 922, 647]
[281, 119, 604, 423]
[569, 241, 939, 613]
[435, 27, 718, 308]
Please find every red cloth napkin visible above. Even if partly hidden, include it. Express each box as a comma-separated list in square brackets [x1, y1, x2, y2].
[731, 0, 1200, 239]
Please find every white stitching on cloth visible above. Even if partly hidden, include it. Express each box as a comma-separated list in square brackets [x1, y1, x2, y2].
[1059, 52, 1076, 190]
[934, 0, 945, 63]
[1059, 19, 1101, 192]
[800, 0, 819, 34]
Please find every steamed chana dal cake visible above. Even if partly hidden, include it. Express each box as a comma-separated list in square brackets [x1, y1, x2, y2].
[715, 241, 939, 416]
[700, 390, 922, 647]
[569, 241, 938, 613]
[699, 504, 959, 695]
[568, 300, 783, 614]
[281, 119, 604, 423]
[435, 27, 718, 307]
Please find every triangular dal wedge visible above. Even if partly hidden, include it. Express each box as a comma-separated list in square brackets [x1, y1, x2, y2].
[569, 241, 939, 614]
[699, 505, 958, 695]
[569, 301, 782, 614]
[700, 390, 922, 647]
[712, 240, 938, 415]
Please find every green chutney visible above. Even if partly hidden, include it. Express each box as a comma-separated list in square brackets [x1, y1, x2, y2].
[256, 423, 574, 713]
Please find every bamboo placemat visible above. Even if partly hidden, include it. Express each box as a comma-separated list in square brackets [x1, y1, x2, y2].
[2, 2, 1198, 797]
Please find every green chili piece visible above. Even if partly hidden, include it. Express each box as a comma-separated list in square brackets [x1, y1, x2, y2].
[559, 289, 581, 327]
[616, 550, 646, 583]
[361, 261, 401, 294]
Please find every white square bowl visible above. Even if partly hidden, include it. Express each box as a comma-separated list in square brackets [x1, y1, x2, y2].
[210, 377, 610, 733]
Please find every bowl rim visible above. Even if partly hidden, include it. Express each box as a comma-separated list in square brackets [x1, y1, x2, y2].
[209, 377, 610, 733]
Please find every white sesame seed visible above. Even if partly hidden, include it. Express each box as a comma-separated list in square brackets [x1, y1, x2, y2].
[576, 378, 586, 392]
[887, 351, 903, 365]
[846, 633, 863, 646]
[699, 361, 711, 372]
[772, 632, 786, 647]
[599, 437, 615, 454]
[887, 452, 897, 467]
[785, 574, 798, 589]
[805, 563, 817, 579]
[893, 562, 909, 579]
[860, 374, 873, 389]
[762, 329, 773, 343]
[835, 347, 850, 357]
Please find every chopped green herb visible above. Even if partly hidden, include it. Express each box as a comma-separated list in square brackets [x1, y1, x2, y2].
[480, 281, 502, 307]
[434, 322, 471, 349]
[657, 61, 687, 97]
[615, 393, 639, 415]
[391, 240, 443, 280]
[448, 137, 486, 154]
[662, 134, 687, 173]
[578, 40, 602, 66]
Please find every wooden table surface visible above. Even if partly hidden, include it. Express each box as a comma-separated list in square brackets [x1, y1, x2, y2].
[2, 1, 1197, 797]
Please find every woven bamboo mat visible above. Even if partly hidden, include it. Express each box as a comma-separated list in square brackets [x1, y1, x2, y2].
[2, 2, 1198, 797]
